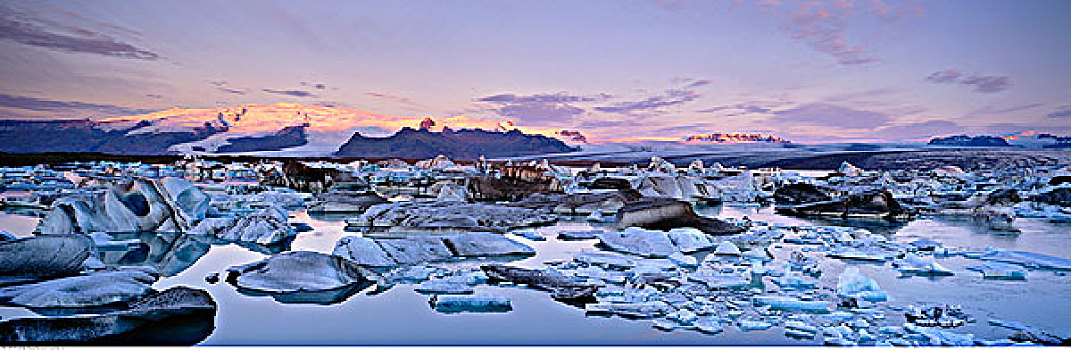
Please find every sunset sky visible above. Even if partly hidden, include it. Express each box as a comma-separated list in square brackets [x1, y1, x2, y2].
[1, 0, 1070, 142]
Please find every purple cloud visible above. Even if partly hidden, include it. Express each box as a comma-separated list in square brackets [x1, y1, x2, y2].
[925, 69, 962, 83]
[1046, 106, 1071, 119]
[697, 103, 772, 114]
[366, 91, 418, 106]
[925, 69, 1011, 93]
[769, 0, 923, 65]
[594, 81, 705, 115]
[475, 92, 605, 125]
[300, 82, 328, 90]
[870, 120, 964, 141]
[477, 92, 608, 104]
[0, 92, 154, 116]
[0, 7, 159, 60]
[960, 74, 1011, 93]
[262, 88, 317, 98]
[769, 103, 891, 129]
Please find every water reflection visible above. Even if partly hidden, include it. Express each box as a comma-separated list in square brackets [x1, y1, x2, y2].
[233, 280, 375, 305]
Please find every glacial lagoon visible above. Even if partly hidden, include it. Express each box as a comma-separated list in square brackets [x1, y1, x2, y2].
[3, 204, 1068, 346]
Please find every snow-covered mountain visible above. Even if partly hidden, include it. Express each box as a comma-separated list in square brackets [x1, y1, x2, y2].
[0, 103, 571, 156]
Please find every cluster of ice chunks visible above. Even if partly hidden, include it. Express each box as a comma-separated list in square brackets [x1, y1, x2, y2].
[540, 220, 1063, 344]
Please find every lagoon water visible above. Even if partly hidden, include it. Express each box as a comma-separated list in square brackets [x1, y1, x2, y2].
[2, 204, 1070, 345]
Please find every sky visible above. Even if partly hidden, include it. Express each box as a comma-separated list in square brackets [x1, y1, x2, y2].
[1, 0, 1070, 143]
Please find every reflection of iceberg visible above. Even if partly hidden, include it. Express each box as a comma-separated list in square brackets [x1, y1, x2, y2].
[100, 232, 211, 277]
[235, 280, 374, 305]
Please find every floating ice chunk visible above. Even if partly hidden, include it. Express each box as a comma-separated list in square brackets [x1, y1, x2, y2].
[688, 271, 751, 290]
[574, 251, 637, 269]
[714, 241, 741, 255]
[817, 311, 856, 323]
[909, 238, 943, 251]
[515, 231, 546, 241]
[558, 230, 602, 240]
[753, 296, 830, 313]
[837, 267, 887, 302]
[695, 316, 726, 334]
[389, 265, 440, 283]
[981, 250, 1071, 270]
[742, 248, 773, 262]
[442, 232, 535, 257]
[667, 228, 714, 253]
[414, 279, 475, 294]
[738, 319, 773, 331]
[893, 253, 954, 276]
[586, 210, 612, 223]
[585, 301, 673, 319]
[904, 324, 975, 346]
[824, 337, 856, 346]
[573, 266, 627, 284]
[595, 284, 627, 297]
[975, 339, 1016, 346]
[668, 252, 698, 267]
[653, 318, 684, 331]
[597, 228, 678, 258]
[775, 273, 818, 290]
[966, 262, 1028, 280]
[430, 293, 512, 313]
[858, 329, 876, 342]
[828, 248, 897, 262]
[333, 236, 396, 267]
[667, 309, 699, 325]
[785, 320, 819, 338]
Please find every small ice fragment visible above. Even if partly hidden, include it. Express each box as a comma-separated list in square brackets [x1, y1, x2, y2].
[754, 296, 830, 313]
[893, 253, 954, 276]
[668, 252, 698, 267]
[558, 230, 601, 240]
[966, 262, 1028, 280]
[738, 319, 774, 331]
[695, 316, 726, 334]
[515, 231, 546, 241]
[415, 279, 475, 294]
[430, 293, 512, 313]
[714, 241, 741, 255]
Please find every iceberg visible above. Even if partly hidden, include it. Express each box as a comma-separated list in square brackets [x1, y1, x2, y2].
[836, 267, 888, 302]
[596, 227, 678, 258]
